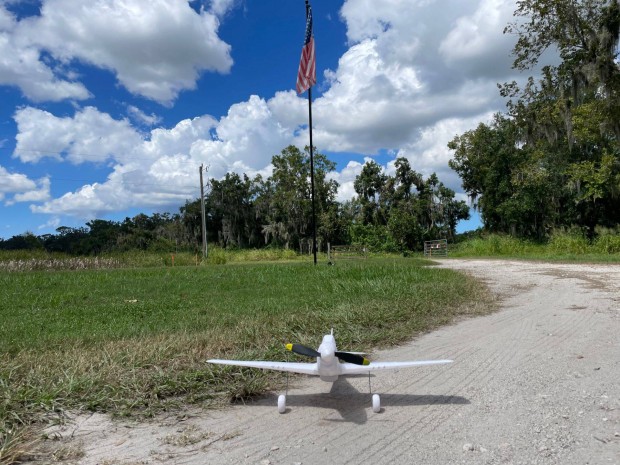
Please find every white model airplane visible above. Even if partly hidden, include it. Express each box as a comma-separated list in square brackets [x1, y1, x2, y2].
[208, 330, 452, 414]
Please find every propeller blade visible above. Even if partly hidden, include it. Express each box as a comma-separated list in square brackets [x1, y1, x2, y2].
[286, 343, 320, 358]
[336, 351, 370, 366]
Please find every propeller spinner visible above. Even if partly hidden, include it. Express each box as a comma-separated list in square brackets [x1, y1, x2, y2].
[286, 343, 369, 366]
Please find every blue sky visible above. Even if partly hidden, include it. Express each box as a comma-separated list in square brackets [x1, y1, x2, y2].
[0, 0, 528, 239]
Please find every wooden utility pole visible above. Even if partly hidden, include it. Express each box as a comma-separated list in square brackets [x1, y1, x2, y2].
[199, 164, 208, 259]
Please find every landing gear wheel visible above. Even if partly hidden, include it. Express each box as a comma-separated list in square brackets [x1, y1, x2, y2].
[278, 394, 286, 414]
[372, 394, 381, 413]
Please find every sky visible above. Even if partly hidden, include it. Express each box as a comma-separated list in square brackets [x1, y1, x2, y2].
[0, 0, 530, 239]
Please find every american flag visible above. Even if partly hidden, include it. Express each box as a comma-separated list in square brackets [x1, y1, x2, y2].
[296, 3, 316, 94]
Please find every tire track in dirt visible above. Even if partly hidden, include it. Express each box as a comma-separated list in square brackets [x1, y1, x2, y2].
[360, 312, 537, 465]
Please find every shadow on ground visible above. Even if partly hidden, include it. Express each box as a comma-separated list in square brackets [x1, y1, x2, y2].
[233, 378, 469, 425]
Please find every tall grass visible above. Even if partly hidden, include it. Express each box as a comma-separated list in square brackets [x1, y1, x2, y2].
[109, 247, 304, 267]
[591, 227, 620, 254]
[451, 229, 620, 262]
[0, 257, 121, 272]
[0, 247, 305, 271]
[202, 247, 301, 264]
[0, 258, 492, 463]
[451, 234, 543, 256]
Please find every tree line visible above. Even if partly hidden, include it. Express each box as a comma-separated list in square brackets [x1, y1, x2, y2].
[449, 0, 620, 239]
[1, 146, 469, 255]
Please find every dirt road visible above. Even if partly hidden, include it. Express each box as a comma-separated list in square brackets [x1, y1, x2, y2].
[46, 260, 619, 464]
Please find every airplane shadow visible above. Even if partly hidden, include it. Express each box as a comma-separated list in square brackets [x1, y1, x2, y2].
[248, 378, 470, 425]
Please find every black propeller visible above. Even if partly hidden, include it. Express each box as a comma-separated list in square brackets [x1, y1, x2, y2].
[286, 343, 320, 358]
[335, 351, 369, 366]
[286, 343, 370, 366]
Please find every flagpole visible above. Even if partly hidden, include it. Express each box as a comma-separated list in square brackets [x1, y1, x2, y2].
[303, 0, 317, 265]
[299, 0, 317, 265]
[308, 86, 317, 265]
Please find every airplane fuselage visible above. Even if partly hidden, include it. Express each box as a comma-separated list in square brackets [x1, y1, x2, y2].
[316, 333, 340, 382]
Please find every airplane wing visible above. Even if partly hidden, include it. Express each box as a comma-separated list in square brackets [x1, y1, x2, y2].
[340, 359, 452, 375]
[207, 359, 319, 376]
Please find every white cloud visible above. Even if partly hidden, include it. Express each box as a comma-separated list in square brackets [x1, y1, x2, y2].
[340, 0, 475, 59]
[17, 97, 299, 217]
[0, 165, 50, 205]
[327, 159, 365, 202]
[196, 95, 293, 174]
[209, 0, 238, 17]
[267, 91, 307, 131]
[1, 0, 233, 104]
[38, 217, 61, 231]
[0, 6, 13, 31]
[14, 106, 143, 164]
[439, 0, 516, 78]
[32, 183, 111, 217]
[10, 177, 51, 204]
[0, 5, 90, 102]
[127, 106, 162, 127]
[394, 113, 495, 191]
[0, 165, 36, 196]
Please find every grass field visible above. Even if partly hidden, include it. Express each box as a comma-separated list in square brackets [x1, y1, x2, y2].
[0, 257, 492, 464]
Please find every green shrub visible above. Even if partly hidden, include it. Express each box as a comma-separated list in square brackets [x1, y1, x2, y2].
[452, 227, 620, 260]
[593, 227, 620, 254]
[548, 229, 589, 254]
[451, 233, 540, 257]
[206, 248, 228, 265]
[349, 224, 399, 253]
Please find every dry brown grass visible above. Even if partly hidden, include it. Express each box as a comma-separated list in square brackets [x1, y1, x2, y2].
[0, 427, 42, 465]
